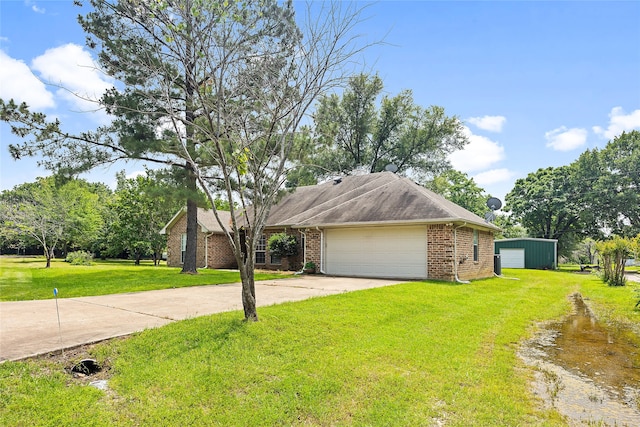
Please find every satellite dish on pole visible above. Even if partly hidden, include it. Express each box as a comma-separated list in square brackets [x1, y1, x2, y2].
[384, 163, 398, 173]
[484, 197, 502, 223]
[486, 197, 502, 211]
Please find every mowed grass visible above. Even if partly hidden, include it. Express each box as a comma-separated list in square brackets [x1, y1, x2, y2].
[0, 257, 291, 301]
[2, 269, 638, 426]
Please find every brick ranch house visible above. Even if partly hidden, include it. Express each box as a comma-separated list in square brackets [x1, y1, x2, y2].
[161, 172, 500, 281]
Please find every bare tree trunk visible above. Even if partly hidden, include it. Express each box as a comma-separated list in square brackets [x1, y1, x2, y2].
[181, 170, 199, 274]
[45, 247, 52, 268]
[182, 197, 198, 273]
[239, 262, 258, 322]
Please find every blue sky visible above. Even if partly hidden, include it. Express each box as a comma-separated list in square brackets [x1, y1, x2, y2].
[1, 0, 639, 206]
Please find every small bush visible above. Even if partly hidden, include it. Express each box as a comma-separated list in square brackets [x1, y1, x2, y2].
[65, 251, 94, 266]
[596, 237, 630, 287]
[268, 233, 298, 258]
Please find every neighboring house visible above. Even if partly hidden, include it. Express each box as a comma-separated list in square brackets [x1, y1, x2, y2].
[494, 238, 558, 270]
[161, 172, 500, 281]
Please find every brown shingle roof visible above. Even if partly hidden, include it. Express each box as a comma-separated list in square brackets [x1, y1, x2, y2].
[159, 207, 232, 234]
[196, 208, 232, 233]
[266, 172, 500, 231]
[164, 172, 500, 233]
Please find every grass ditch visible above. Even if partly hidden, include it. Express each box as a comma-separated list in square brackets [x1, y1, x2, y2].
[1, 268, 638, 426]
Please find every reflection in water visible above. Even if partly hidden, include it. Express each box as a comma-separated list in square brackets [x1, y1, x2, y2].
[519, 293, 640, 426]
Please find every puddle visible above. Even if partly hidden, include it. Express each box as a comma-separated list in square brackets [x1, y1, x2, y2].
[520, 293, 640, 426]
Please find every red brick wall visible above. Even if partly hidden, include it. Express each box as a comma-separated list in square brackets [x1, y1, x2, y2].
[453, 227, 494, 280]
[165, 213, 216, 269]
[427, 224, 455, 281]
[206, 233, 237, 269]
[303, 229, 322, 273]
[426, 224, 494, 281]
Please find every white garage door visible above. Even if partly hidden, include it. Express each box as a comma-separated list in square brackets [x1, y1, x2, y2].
[500, 248, 525, 268]
[324, 226, 427, 279]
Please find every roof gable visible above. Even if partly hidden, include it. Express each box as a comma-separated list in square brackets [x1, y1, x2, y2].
[160, 207, 232, 234]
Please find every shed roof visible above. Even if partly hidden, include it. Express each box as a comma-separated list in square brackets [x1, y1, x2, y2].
[495, 238, 558, 243]
[266, 172, 500, 231]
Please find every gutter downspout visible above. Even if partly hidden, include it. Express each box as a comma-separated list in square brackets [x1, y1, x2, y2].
[453, 222, 470, 284]
[294, 230, 307, 275]
[316, 226, 326, 274]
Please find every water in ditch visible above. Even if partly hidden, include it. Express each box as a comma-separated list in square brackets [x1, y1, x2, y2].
[519, 292, 640, 426]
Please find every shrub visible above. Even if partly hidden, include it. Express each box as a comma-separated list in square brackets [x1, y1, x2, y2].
[596, 237, 629, 286]
[65, 250, 94, 266]
[268, 233, 298, 258]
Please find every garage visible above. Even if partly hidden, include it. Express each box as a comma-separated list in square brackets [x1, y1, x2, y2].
[494, 238, 557, 270]
[324, 226, 427, 279]
[499, 248, 525, 268]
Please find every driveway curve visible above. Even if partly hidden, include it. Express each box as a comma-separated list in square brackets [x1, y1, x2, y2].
[0, 275, 403, 362]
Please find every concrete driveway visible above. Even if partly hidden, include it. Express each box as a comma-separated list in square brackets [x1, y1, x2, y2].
[0, 275, 403, 362]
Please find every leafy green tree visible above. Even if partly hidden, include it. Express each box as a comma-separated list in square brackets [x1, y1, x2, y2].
[492, 214, 528, 240]
[505, 166, 584, 257]
[572, 130, 640, 237]
[1, 177, 102, 267]
[425, 170, 488, 217]
[573, 238, 598, 265]
[293, 73, 468, 182]
[109, 171, 182, 265]
[0, 0, 368, 320]
[57, 179, 106, 253]
[631, 233, 640, 262]
[1, 178, 66, 267]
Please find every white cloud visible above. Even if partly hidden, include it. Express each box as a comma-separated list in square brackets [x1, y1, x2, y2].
[467, 115, 506, 133]
[31, 43, 113, 116]
[0, 50, 55, 110]
[24, 1, 45, 14]
[473, 168, 516, 186]
[448, 127, 505, 173]
[593, 107, 640, 140]
[544, 126, 587, 151]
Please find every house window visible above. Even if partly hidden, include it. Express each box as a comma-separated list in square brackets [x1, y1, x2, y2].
[270, 253, 281, 265]
[473, 230, 479, 262]
[256, 234, 266, 264]
[180, 233, 187, 264]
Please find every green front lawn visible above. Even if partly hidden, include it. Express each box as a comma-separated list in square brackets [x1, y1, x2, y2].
[0, 257, 291, 301]
[1, 269, 638, 426]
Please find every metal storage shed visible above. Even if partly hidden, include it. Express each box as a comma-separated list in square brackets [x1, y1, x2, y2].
[494, 238, 557, 270]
